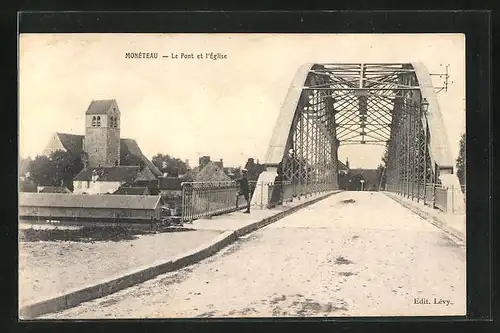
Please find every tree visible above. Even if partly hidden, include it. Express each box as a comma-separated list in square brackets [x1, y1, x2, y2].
[152, 154, 190, 177]
[27, 150, 84, 191]
[19, 156, 33, 177]
[456, 133, 466, 185]
[28, 155, 53, 187]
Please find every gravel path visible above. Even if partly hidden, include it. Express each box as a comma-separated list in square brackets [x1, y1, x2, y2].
[19, 229, 223, 306]
[42, 192, 466, 318]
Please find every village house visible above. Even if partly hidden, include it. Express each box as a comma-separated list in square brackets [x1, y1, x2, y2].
[42, 99, 162, 194]
[113, 186, 150, 195]
[73, 165, 157, 195]
[185, 156, 232, 183]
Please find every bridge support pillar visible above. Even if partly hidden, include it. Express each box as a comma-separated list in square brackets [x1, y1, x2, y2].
[251, 166, 278, 210]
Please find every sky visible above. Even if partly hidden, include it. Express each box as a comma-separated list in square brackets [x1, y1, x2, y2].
[19, 33, 465, 169]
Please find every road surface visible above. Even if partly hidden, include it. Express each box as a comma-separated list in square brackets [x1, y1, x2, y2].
[43, 191, 466, 318]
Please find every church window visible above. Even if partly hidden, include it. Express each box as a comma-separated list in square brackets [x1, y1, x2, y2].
[96, 116, 101, 127]
[109, 116, 114, 127]
[92, 116, 97, 127]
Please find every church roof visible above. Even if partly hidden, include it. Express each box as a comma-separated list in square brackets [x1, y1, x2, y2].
[85, 99, 116, 115]
[56, 133, 84, 157]
[49, 132, 162, 177]
[120, 139, 162, 177]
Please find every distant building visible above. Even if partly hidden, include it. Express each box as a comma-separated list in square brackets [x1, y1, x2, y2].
[73, 165, 157, 195]
[194, 162, 231, 182]
[223, 167, 241, 180]
[349, 169, 379, 191]
[184, 156, 232, 183]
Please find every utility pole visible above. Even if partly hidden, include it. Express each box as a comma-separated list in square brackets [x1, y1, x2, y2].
[430, 64, 452, 94]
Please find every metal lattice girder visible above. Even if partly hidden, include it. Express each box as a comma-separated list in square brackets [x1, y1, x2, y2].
[253, 62, 463, 207]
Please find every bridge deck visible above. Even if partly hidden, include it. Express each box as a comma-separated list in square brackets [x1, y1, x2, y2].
[42, 192, 466, 318]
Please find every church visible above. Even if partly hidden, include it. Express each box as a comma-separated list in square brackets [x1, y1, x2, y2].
[43, 99, 162, 194]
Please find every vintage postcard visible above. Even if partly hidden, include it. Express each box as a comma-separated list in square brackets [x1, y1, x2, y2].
[18, 33, 466, 319]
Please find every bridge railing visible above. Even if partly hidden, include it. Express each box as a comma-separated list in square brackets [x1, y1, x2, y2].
[181, 179, 337, 221]
[181, 181, 241, 222]
[386, 181, 465, 214]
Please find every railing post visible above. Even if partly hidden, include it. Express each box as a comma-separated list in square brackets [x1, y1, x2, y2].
[451, 185, 455, 213]
[432, 163, 438, 208]
[260, 182, 264, 209]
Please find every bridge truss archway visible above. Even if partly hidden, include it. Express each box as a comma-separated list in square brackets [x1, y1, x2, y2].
[253, 63, 464, 211]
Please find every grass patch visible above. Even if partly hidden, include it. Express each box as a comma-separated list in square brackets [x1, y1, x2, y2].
[20, 225, 195, 243]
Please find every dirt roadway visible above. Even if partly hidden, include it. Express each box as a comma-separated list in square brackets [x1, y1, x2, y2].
[42, 192, 466, 318]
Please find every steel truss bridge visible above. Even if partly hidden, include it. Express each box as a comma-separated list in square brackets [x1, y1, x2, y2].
[251, 63, 464, 212]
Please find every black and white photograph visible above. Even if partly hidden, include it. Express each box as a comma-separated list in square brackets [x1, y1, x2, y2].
[18, 33, 466, 319]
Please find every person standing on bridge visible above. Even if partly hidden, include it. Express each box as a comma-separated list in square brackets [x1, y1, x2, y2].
[236, 169, 251, 213]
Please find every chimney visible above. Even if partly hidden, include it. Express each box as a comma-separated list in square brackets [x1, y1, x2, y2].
[199, 156, 211, 168]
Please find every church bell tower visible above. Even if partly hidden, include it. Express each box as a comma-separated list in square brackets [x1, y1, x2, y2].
[83, 99, 121, 167]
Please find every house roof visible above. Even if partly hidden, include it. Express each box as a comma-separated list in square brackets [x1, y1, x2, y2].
[38, 186, 71, 194]
[135, 167, 158, 181]
[159, 177, 182, 190]
[19, 193, 163, 210]
[195, 162, 231, 182]
[48, 133, 162, 177]
[113, 186, 149, 195]
[85, 99, 116, 115]
[73, 166, 142, 182]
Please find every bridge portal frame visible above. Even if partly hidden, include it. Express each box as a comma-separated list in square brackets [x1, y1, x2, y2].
[252, 62, 464, 211]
